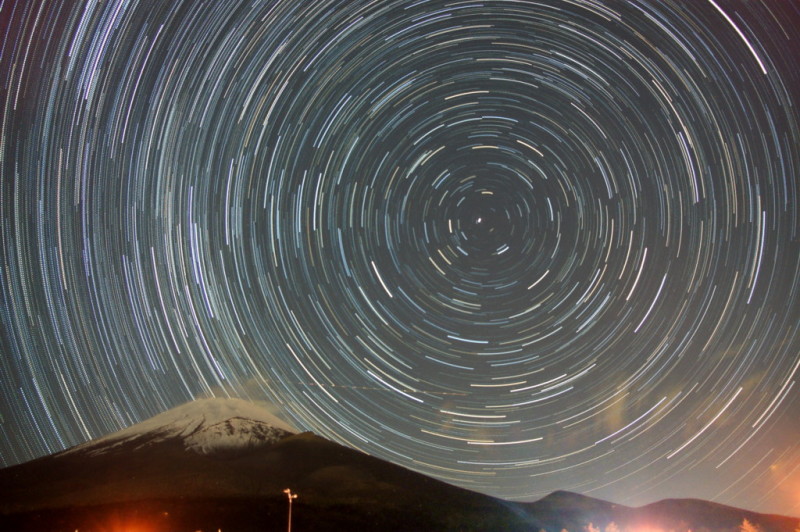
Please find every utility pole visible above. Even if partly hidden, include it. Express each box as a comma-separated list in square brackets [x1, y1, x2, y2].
[283, 488, 298, 532]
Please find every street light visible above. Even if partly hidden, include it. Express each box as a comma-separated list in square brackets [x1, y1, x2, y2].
[283, 488, 298, 532]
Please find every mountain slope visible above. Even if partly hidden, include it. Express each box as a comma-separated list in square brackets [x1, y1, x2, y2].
[0, 398, 537, 531]
[1, 398, 298, 511]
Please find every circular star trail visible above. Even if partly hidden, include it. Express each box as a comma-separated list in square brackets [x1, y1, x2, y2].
[2, 0, 800, 515]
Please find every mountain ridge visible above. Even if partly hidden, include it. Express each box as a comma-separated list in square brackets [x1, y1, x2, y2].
[1, 398, 797, 531]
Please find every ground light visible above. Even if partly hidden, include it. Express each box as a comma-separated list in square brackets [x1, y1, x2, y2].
[283, 488, 298, 532]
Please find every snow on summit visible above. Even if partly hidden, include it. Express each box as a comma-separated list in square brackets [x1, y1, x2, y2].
[68, 397, 297, 456]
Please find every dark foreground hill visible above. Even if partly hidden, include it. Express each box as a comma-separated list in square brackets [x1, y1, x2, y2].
[0, 398, 797, 531]
[524, 490, 800, 532]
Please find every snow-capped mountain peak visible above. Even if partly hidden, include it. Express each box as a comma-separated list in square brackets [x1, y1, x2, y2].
[184, 415, 293, 455]
[67, 397, 296, 456]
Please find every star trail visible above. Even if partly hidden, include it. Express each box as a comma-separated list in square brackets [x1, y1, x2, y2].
[2, 0, 800, 516]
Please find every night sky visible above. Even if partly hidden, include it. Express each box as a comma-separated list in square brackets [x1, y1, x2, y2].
[2, 0, 800, 517]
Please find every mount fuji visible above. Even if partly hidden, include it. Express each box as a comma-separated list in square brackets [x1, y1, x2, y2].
[1, 398, 798, 531]
[0, 397, 535, 531]
[64, 397, 296, 458]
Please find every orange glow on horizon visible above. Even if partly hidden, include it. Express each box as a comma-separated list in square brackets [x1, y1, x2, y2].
[81, 510, 167, 532]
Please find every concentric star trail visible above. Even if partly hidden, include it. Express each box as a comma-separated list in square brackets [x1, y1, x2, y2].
[2, 0, 799, 515]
